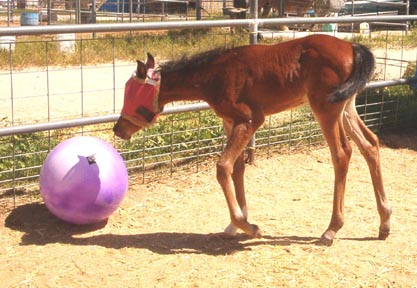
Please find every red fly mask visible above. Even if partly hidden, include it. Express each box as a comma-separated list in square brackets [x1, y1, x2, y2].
[121, 69, 161, 128]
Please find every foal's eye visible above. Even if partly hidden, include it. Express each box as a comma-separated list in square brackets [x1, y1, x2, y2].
[136, 106, 155, 123]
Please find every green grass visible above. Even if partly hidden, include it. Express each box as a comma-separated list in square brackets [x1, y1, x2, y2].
[0, 29, 251, 70]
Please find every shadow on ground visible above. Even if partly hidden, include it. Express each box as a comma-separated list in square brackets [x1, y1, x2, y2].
[5, 202, 384, 255]
[379, 127, 417, 151]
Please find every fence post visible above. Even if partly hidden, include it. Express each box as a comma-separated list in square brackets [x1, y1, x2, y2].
[47, 0, 52, 25]
[76, 0, 81, 24]
[247, 0, 258, 164]
[196, 0, 202, 20]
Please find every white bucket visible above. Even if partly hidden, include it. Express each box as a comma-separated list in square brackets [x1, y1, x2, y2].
[57, 33, 76, 53]
[360, 22, 370, 34]
[0, 36, 16, 52]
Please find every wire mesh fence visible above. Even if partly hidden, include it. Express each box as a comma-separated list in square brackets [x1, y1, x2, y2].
[1, 14, 417, 205]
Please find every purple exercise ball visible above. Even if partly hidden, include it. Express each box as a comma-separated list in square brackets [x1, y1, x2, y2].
[40, 136, 128, 225]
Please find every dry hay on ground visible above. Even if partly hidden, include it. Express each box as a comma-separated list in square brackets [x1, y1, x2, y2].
[1, 128, 417, 287]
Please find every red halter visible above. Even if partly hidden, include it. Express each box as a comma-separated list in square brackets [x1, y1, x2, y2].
[121, 69, 161, 128]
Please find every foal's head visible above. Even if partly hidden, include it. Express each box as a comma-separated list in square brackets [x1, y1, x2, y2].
[113, 53, 161, 140]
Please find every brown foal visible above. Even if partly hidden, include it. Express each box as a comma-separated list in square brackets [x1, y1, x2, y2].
[113, 34, 392, 246]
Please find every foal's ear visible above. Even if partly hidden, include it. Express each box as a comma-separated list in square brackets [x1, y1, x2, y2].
[136, 60, 147, 80]
[146, 53, 155, 70]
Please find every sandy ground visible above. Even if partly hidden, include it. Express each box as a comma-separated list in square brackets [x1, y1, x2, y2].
[1, 128, 416, 287]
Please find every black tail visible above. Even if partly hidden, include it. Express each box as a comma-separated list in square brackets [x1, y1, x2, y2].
[328, 43, 375, 103]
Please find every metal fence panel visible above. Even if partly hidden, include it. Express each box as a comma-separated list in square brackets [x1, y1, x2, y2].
[1, 15, 417, 204]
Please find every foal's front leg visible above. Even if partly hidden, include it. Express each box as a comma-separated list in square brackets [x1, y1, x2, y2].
[224, 153, 248, 236]
[217, 121, 262, 238]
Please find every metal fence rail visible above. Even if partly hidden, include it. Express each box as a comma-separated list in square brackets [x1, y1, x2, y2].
[1, 14, 417, 203]
[2, 15, 417, 36]
[0, 78, 415, 137]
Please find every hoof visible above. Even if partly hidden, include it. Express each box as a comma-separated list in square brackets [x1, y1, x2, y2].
[378, 229, 390, 240]
[224, 222, 262, 239]
[224, 223, 238, 237]
[250, 224, 263, 238]
[319, 233, 334, 246]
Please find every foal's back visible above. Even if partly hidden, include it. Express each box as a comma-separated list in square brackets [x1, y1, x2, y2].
[207, 34, 356, 116]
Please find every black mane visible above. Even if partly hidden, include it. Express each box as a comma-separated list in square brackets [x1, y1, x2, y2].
[159, 46, 232, 74]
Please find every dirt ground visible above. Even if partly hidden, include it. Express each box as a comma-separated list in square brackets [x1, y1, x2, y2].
[1, 128, 417, 288]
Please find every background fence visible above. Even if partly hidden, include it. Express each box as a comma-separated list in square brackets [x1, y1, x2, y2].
[1, 1, 416, 26]
[1, 6, 417, 206]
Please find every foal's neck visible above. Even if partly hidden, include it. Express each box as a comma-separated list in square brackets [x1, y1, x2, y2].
[158, 70, 206, 108]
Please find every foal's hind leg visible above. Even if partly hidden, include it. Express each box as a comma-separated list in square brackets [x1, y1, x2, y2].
[313, 103, 353, 246]
[343, 98, 392, 240]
